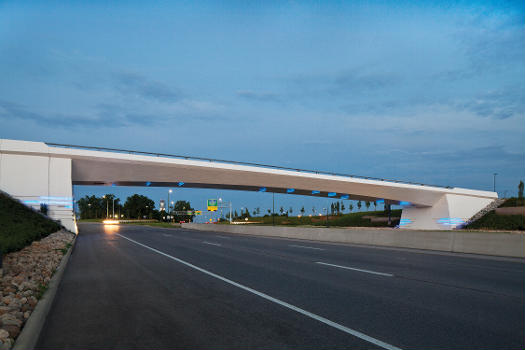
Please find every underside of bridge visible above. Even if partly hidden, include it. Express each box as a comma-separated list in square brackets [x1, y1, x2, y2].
[0, 139, 498, 233]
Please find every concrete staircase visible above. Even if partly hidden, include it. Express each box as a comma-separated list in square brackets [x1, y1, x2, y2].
[459, 198, 506, 228]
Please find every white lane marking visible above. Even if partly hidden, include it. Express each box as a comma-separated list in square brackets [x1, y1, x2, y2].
[203, 241, 222, 247]
[316, 262, 394, 277]
[289, 244, 324, 251]
[163, 233, 172, 237]
[116, 233, 401, 350]
[216, 236, 231, 239]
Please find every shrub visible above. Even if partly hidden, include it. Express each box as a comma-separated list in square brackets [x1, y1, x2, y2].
[500, 197, 525, 207]
[466, 211, 525, 231]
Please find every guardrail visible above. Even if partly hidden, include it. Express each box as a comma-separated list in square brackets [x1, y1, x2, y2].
[46, 142, 452, 189]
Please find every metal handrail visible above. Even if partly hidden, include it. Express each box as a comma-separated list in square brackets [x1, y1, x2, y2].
[46, 142, 452, 189]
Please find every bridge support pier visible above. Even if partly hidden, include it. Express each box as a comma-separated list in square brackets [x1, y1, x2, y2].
[0, 140, 77, 233]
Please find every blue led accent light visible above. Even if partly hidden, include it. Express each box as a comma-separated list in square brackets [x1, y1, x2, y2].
[399, 201, 411, 206]
[258, 187, 267, 192]
[340, 195, 349, 200]
[311, 190, 320, 195]
[178, 182, 185, 186]
[376, 199, 384, 204]
[146, 181, 151, 186]
[436, 218, 465, 226]
[399, 218, 413, 226]
[286, 188, 295, 193]
[111, 183, 116, 187]
[327, 192, 337, 197]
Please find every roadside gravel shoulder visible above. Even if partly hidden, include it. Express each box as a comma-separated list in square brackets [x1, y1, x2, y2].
[0, 230, 75, 350]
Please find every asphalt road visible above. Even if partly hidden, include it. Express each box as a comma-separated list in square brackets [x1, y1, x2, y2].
[36, 223, 524, 349]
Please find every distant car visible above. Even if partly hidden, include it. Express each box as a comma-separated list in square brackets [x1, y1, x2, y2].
[179, 220, 185, 223]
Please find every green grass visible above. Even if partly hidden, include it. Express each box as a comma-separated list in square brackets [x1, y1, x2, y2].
[465, 211, 524, 231]
[221, 210, 402, 227]
[0, 192, 62, 254]
[35, 282, 48, 300]
[59, 242, 72, 255]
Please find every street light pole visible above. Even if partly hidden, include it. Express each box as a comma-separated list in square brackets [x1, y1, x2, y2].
[168, 189, 172, 222]
[272, 192, 275, 226]
[112, 198, 115, 219]
[103, 195, 108, 219]
[493, 173, 498, 193]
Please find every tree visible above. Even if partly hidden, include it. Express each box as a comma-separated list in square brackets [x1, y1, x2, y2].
[123, 194, 155, 219]
[349, 203, 353, 212]
[300, 206, 305, 215]
[256, 207, 260, 215]
[234, 210, 238, 218]
[77, 195, 104, 219]
[267, 209, 271, 215]
[373, 201, 377, 211]
[357, 200, 362, 211]
[341, 201, 345, 213]
[173, 200, 194, 222]
[289, 207, 293, 215]
[365, 201, 371, 211]
[519, 181, 524, 199]
[312, 206, 316, 214]
[280, 206, 284, 216]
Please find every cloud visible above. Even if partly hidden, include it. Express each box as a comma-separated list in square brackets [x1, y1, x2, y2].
[0, 99, 230, 129]
[0, 100, 168, 128]
[341, 85, 524, 120]
[332, 71, 400, 93]
[0, 100, 108, 128]
[113, 72, 182, 103]
[455, 88, 524, 120]
[237, 90, 283, 103]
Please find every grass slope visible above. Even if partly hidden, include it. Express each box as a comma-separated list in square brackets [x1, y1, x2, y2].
[225, 209, 402, 227]
[466, 211, 524, 231]
[0, 192, 62, 253]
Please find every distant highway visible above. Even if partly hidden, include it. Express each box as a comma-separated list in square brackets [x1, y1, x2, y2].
[37, 223, 524, 349]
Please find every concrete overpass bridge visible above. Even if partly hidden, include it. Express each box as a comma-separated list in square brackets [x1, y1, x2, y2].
[0, 139, 497, 233]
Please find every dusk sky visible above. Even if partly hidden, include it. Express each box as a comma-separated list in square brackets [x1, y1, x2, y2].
[1, 1, 524, 218]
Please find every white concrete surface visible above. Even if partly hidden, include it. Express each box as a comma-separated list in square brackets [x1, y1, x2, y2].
[0, 140, 76, 233]
[0, 139, 498, 231]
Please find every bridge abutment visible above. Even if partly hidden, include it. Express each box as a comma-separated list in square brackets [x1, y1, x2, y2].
[0, 140, 77, 233]
[400, 194, 495, 229]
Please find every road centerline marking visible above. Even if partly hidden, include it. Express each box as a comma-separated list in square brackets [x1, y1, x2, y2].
[203, 241, 222, 247]
[116, 233, 401, 350]
[289, 244, 324, 251]
[316, 261, 394, 277]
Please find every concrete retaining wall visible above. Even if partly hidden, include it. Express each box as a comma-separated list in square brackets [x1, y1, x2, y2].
[181, 223, 525, 258]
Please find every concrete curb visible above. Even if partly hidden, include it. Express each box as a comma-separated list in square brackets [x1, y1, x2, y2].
[12, 233, 77, 350]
